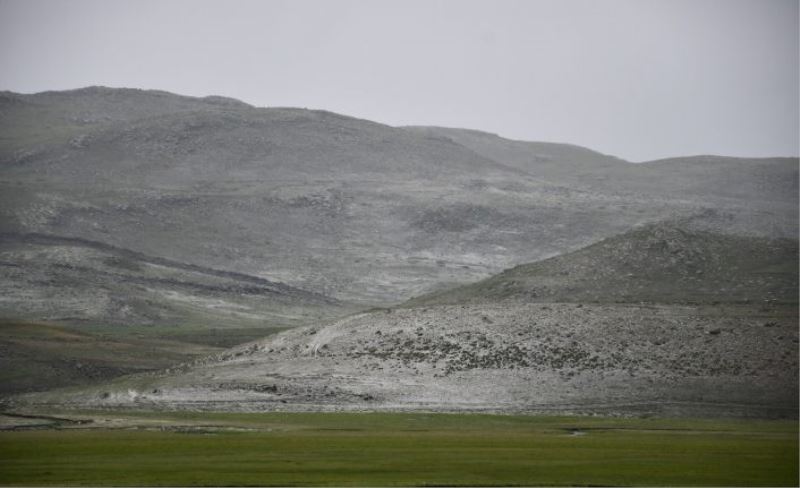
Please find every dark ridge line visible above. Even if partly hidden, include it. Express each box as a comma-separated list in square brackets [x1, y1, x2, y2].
[0, 232, 337, 304]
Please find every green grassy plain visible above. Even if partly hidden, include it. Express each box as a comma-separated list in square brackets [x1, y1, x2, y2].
[0, 412, 797, 486]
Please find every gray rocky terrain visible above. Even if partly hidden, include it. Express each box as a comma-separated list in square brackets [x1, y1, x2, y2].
[12, 223, 797, 418]
[2, 87, 795, 313]
[0, 232, 339, 327]
[1, 87, 797, 416]
[410, 220, 798, 306]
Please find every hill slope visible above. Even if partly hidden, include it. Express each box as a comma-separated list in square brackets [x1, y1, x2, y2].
[0, 88, 642, 307]
[0, 232, 341, 328]
[405, 126, 798, 238]
[17, 222, 797, 418]
[2, 87, 796, 314]
[409, 222, 798, 306]
[405, 126, 798, 205]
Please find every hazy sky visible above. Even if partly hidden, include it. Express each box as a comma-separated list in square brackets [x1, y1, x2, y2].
[0, 0, 797, 161]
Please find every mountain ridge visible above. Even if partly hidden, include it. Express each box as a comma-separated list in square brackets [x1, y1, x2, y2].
[2, 86, 796, 306]
[7, 86, 797, 161]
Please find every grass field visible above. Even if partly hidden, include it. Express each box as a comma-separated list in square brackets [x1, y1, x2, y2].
[0, 412, 797, 486]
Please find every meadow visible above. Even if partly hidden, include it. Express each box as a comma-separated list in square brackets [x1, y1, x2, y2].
[0, 411, 796, 486]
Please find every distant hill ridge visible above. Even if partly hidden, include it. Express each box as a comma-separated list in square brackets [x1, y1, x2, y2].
[3, 86, 795, 160]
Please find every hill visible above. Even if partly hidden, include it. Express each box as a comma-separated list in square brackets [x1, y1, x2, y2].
[0, 88, 633, 308]
[405, 126, 799, 205]
[0, 232, 341, 329]
[15, 221, 796, 418]
[409, 221, 798, 306]
[2, 87, 796, 315]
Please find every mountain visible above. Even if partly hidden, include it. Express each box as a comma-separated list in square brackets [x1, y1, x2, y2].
[2, 87, 795, 315]
[405, 126, 798, 237]
[15, 223, 796, 418]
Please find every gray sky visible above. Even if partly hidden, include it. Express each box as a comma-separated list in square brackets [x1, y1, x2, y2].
[0, 0, 797, 161]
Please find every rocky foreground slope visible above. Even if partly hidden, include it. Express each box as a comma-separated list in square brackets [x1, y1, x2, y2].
[16, 223, 797, 418]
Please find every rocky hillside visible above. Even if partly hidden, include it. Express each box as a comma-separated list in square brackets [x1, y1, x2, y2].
[18, 299, 796, 419]
[3, 87, 796, 415]
[406, 126, 799, 206]
[409, 222, 799, 306]
[16, 222, 797, 418]
[0, 232, 341, 328]
[2, 87, 796, 320]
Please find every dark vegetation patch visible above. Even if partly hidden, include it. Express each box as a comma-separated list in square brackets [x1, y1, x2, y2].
[0, 321, 220, 396]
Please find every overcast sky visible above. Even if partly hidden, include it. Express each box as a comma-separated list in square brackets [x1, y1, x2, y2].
[0, 0, 797, 161]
